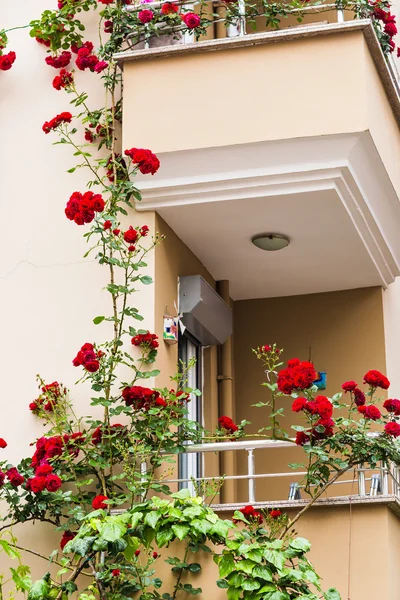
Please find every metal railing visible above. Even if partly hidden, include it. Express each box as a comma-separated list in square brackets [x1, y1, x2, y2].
[124, 0, 352, 48]
[143, 438, 400, 505]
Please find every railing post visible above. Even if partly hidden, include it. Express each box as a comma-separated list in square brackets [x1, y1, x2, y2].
[336, 1, 344, 23]
[247, 448, 256, 503]
[357, 465, 366, 496]
[381, 462, 389, 495]
[140, 461, 147, 500]
[226, 0, 246, 38]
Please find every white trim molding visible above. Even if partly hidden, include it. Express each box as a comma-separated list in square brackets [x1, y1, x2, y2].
[135, 132, 400, 289]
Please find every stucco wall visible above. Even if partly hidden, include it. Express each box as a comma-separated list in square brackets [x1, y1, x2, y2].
[122, 31, 369, 153]
[233, 287, 387, 502]
[0, 0, 156, 582]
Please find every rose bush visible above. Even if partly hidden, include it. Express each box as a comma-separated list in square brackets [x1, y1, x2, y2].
[0, 1, 397, 599]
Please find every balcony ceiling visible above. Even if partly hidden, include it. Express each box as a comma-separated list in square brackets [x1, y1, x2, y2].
[135, 132, 400, 300]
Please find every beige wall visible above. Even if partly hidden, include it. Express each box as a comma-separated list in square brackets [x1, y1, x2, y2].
[155, 503, 400, 600]
[153, 214, 220, 485]
[123, 32, 367, 153]
[233, 287, 387, 502]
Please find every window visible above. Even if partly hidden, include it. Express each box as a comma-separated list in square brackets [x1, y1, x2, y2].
[178, 332, 203, 493]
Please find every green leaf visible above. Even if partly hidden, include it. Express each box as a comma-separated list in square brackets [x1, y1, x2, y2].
[144, 511, 161, 530]
[258, 584, 277, 594]
[218, 554, 236, 578]
[98, 520, 127, 542]
[130, 512, 143, 529]
[140, 275, 153, 285]
[172, 524, 190, 541]
[216, 579, 229, 589]
[65, 536, 96, 557]
[324, 589, 341, 600]
[182, 505, 203, 519]
[227, 587, 241, 600]
[156, 528, 174, 547]
[189, 563, 201, 573]
[171, 488, 192, 499]
[289, 537, 311, 554]
[28, 575, 50, 600]
[191, 519, 212, 535]
[236, 559, 256, 575]
[0, 539, 20, 559]
[93, 316, 105, 325]
[264, 549, 286, 571]
[253, 565, 273, 581]
[266, 592, 290, 600]
[242, 578, 261, 591]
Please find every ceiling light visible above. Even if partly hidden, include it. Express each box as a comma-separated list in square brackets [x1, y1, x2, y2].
[251, 233, 290, 252]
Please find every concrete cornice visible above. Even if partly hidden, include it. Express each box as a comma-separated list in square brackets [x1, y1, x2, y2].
[114, 20, 400, 125]
[211, 494, 400, 518]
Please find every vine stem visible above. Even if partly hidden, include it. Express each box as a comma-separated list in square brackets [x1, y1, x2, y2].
[172, 543, 190, 600]
[279, 465, 351, 539]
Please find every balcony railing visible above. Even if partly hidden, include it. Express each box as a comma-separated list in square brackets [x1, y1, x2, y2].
[144, 438, 400, 506]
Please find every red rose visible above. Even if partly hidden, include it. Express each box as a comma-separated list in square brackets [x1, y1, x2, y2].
[46, 474, 62, 492]
[92, 494, 108, 510]
[124, 148, 160, 176]
[385, 21, 397, 36]
[104, 20, 114, 33]
[52, 69, 73, 90]
[124, 227, 138, 244]
[138, 9, 154, 23]
[140, 225, 149, 237]
[35, 464, 53, 477]
[182, 12, 201, 28]
[287, 358, 301, 368]
[103, 220, 112, 230]
[291, 398, 307, 412]
[122, 386, 160, 409]
[359, 404, 381, 420]
[45, 51, 71, 69]
[155, 397, 167, 407]
[42, 112, 72, 134]
[0, 472, 5, 487]
[354, 388, 366, 406]
[161, 2, 179, 13]
[312, 418, 334, 439]
[30, 476, 47, 494]
[295, 431, 310, 446]
[98, 0, 114, 3]
[131, 331, 159, 349]
[112, 569, 121, 577]
[269, 509, 282, 518]
[6, 468, 24, 487]
[85, 359, 100, 373]
[113, 229, 120, 236]
[383, 399, 400, 415]
[94, 60, 108, 73]
[234, 505, 263, 524]
[0, 51, 16, 71]
[128, 245, 136, 252]
[385, 422, 400, 437]
[218, 415, 238, 434]
[315, 396, 333, 419]
[342, 381, 358, 392]
[363, 370, 390, 390]
[60, 530, 76, 550]
[0, 438, 7, 449]
[135, 549, 140, 556]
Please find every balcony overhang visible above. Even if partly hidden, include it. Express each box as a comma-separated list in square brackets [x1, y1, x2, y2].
[132, 132, 400, 299]
[118, 19, 400, 300]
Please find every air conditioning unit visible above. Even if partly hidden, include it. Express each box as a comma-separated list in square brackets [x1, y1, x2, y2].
[179, 276, 232, 346]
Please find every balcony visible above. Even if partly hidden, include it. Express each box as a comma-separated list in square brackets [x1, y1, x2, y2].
[135, 439, 400, 600]
[117, 7, 400, 301]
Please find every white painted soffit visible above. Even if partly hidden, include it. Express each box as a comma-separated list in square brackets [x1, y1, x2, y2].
[134, 133, 400, 298]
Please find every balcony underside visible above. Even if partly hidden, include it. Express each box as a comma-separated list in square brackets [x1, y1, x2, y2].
[136, 132, 400, 299]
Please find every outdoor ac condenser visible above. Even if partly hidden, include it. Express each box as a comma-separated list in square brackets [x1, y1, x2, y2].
[178, 275, 232, 346]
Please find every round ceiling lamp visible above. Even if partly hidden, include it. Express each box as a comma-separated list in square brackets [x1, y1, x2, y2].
[251, 233, 290, 252]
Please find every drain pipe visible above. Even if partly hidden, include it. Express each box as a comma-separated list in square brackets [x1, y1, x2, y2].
[216, 280, 237, 503]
